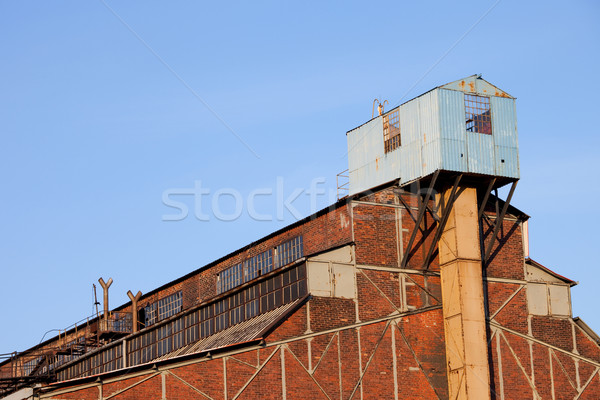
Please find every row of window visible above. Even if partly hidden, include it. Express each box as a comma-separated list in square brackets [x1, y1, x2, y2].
[57, 345, 123, 381]
[217, 236, 304, 294]
[382, 94, 493, 154]
[144, 291, 183, 327]
[57, 264, 307, 380]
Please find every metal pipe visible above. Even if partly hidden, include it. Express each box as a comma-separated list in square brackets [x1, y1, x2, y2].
[127, 290, 143, 333]
[98, 278, 113, 325]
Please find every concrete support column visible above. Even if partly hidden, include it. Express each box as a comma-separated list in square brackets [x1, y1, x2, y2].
[438, 187, 490, 400]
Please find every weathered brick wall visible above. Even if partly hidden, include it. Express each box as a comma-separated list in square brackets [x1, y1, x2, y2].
[43, 306, 448, 400]
[25, 186, 600, 399]
[487, 278, 600, 399]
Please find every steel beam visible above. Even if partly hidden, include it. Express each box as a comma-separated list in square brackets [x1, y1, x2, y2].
[400, 171, 439, 268]
[422, 174, 463, 269]
[483, 181, 518, 263]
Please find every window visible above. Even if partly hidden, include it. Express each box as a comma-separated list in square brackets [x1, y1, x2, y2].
[217, 236, 303, 294]
[383, 109, 401, 153]
[59, 264, 309, 381]
[217, 263, 243, 294]
[465, 94, 492, 134]
[276, 236, 304, 268]
[144, 291, 183, 327]
[245, 250, 273, 282]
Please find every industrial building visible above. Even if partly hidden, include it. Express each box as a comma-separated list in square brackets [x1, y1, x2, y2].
[2, 75, 599, 399]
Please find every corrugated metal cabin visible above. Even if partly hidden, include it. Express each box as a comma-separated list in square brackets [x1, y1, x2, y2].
[346, 75, 519, 195]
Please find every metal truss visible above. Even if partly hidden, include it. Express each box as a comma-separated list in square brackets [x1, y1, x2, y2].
[479, 180, 518, 266]
[396, 172, 464, 270]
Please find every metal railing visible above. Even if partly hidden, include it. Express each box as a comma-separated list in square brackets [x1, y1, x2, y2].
[337, 169, 349, 200]
[99, 312, 133, 333]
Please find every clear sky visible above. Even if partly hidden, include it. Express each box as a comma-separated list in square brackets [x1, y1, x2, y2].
[1, 1, 599, 355]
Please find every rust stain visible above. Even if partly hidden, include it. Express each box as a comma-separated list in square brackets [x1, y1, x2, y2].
[376, 158, 379, 170]
[468, 81, 475, 92]
[459, 80, 465, 89]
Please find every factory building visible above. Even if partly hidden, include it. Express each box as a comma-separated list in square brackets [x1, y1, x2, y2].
[2, 75, 599, 399]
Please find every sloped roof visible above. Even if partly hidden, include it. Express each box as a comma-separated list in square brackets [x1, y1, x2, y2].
[152, 297, 305, 362]
[525, 258, 577, 286]
[440, 74, 514, 99]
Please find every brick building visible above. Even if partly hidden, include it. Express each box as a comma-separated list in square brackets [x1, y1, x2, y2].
[2, 76, 599, 399]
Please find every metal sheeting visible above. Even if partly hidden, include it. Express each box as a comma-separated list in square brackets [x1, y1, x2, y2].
[494, 146, 519, 179]
[347, 80, 520, 194]
[467, 131, 495, 175]
[399, 98, 423, 185]
[440, 75, 514, 99]
[152, 299, 303, 363]
[347, 117, 385, 195]
[439, 89, 469, 174]
[419, 90, 442, 179]
[491, 96, 518, 148]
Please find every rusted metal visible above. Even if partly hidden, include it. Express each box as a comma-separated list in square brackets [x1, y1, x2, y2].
[98, 278, 113, 325]
[438, 186, 491, 399]
[422, 174, 463, 269]
[483, 181, 518, 263]
[383, 108, 400, 153]
[400, 171, 440, 268]
[372, 99, 388, 118]
[478, 178, 496, 221]
[336, 169, 349, 200]
[127, 291, 143, 333]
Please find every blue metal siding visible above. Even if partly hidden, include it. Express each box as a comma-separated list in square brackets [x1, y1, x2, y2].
[439, 89, 466, 141]
[491, 97, 518, 148]
[494, 146, 519, 178]
[419, 90, 442, 179]
[347, 80, 520, 195]
[467, 132, 495, 175]
[399, 99, 423, 184]
[438, 89, 468, 173]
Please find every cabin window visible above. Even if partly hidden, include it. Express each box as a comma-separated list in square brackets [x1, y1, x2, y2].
[465, 94, 492, 134]
[383, 109, 401, 153]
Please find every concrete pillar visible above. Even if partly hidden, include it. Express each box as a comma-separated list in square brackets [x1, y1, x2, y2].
[438, 187, 490, 399]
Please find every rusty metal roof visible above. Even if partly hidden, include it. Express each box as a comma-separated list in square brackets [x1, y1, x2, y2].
[152, 298, 304, 363]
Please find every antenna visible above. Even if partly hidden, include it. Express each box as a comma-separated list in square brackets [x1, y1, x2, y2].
[93, 284, 100, 319]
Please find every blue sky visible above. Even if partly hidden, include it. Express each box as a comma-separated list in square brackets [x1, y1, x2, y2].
[0, 1, 598, 354]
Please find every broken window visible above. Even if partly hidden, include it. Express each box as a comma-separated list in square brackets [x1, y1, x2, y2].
[383, 109, 401, 153]
[465, 94, 492, 134]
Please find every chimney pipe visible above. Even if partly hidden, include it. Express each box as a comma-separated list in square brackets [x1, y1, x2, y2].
[127, 290, 143, 333]
[98, 278, 113, 324]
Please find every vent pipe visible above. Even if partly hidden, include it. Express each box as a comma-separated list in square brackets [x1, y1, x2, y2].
[98, 278, 113, 324]
[127, 290, 142, 333]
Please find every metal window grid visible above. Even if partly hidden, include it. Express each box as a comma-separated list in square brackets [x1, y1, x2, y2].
[244, 250, 273, 282]
[276, 236, 303, 268]
[383, 109, 401, 153]
[59, 264, 307, 381]
[465, 94, 492, 134]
